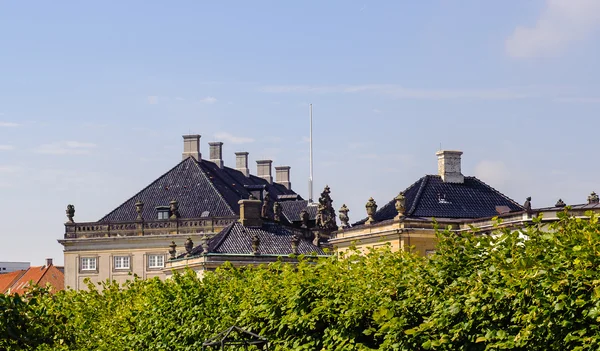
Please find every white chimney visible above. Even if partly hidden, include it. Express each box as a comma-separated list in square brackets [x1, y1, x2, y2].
[182, 135, 201, 161]
[209, 142, 224, 168]
[256, 160, 273, 184]
[235, 152, 250, 177]
[436, 150, 464, 183]
[275, 166, 291, 190]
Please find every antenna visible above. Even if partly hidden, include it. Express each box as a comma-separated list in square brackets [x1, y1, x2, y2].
[309, 103, 314, 203]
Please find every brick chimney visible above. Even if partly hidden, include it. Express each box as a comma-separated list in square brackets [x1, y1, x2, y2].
[275, 166, 291, 190]
[45, 258, 53, 267]
[436, 150, 464, 183]
[235, 152, 250, 177]
[238, 199, 262, 227]
[182, 135, 201, 161]
[256, 160, 273, 184]
[209, 142, 224, 168]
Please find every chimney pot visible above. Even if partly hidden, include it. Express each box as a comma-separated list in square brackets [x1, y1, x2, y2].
[235, 152, 250, 177]
[45, 258, 53, 267]
[256, 160, 273, 184]
[182, 135, 201, 161]
[209, 142, 224, 168]
[238, 199, 263, 227]
[436, 150, 464, 183]
[275, 166, 292, 190]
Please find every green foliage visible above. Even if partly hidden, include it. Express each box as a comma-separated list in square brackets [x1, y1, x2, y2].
[5, 211, 600, 350]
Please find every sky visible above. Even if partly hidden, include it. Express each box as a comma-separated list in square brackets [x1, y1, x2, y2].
[1, 0, 600, 265]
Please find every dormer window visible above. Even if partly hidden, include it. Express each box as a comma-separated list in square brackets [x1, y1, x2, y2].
[156, 206, 170, 220]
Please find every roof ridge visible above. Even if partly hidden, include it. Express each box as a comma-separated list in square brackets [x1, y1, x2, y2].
[407, 175, 429, 216]
[210, 221, 236, 252]
[199, 161, 250, 205]
[35, 265, 51, 288]
[468, 176, 524, 210]
[194, 160, 238, 216]
[99, 157, 197, 222]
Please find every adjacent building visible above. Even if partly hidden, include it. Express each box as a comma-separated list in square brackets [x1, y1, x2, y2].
[0, 258, 64, 295]
[331, 150, 525, 255]
[0, 261, 30, 274]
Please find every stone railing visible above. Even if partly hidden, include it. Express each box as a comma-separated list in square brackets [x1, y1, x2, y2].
[64, 216, 238, 239]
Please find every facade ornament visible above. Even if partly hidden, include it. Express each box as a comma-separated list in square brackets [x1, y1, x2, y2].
[184, 237, 193, 256]
[66, 204, 75, 223]
[394, 192, 406, 220]
[300, 209, 309, 228]
[555, 199, 566, 208]
[168, 241, 177, 260]
[169, 199, 180, 220]
[338, 204, 350, 229]
[273, 202, 282, 222]
[261, 192, 273, 219]
[313, 232, 321, 247]
[524, 197, 532, 214]
[251, 233, 260, 255]
[315, 185, 337, 236]
[290, 234, 300, 255]
[589, 192, 599, 204]
[135, 200, 144, 221]
[365, 197, 378, 225]
[201, 235, 209, 254]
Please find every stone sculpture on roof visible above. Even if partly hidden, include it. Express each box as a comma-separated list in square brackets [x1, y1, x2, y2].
[316, 185, 337, 234]
[66, 204, 75, 223]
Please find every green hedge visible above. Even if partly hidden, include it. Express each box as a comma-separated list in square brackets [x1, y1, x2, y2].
[3, 210, 600, 350]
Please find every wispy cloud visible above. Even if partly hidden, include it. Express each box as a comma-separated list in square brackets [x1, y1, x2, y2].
[260, 84, 549, 100]
[506, 0, 600, 58]
[0, 165, 21, 173]
[0, 145, 15, 151]
[556, 97, 600, 103]
[199, 96, 217, 104]
[214, 132, 254, 144]
[34, 141, 97, 155]
[0, 122, 20, 127]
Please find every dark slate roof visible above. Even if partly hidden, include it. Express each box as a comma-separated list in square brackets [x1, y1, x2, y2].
[354, 175, 523, 225]
[187, 222, 326, 256]
[279, 201, 319, 223]
[99, 157, 300, 222]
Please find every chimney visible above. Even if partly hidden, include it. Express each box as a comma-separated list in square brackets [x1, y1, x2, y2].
[45, 258, 53, 267]
[275, 166, 291, 190]
[238, 199, 263, 227]
[182, 135, 201, 161]
[256, 160, 273, 184]
[436, 150, 464, 183]
[209, 142, 224, 168]
[235, 152, 250, 177]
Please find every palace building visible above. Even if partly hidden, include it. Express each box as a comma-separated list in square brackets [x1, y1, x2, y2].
[58, 135, 324, 290]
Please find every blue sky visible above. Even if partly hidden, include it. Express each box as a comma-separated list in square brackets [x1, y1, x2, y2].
[1, 0, 600, 265]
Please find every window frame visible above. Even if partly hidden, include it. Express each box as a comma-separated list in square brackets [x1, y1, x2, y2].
[113, 255, 131, 271]
[79, 256, 99, 274]
[147, 254, 165, 270]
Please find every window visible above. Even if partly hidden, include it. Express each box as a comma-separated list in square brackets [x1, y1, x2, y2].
[81, 257, 97, 271]
[148, 254, 165, 269]
[157, 210, 169, 220]
[114, 256, 130, 270]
